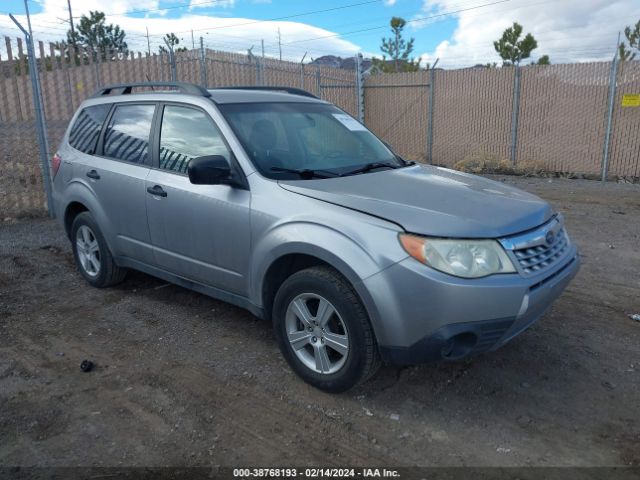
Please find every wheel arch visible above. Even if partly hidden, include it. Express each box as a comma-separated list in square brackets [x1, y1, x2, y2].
[252, 229, 385, 336]
[60, 182, 115, 249]
[64, 201, 89, 238]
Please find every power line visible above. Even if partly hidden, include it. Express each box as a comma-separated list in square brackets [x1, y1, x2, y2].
[281, 0, 511, 45]
[153, 0, 387, 37]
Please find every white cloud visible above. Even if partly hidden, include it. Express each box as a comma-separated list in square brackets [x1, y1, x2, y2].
[416, 0, 640, 68]
[384, 0, 398, 6]
[189, 0, 235, 10]
[0, 0, 362, 61]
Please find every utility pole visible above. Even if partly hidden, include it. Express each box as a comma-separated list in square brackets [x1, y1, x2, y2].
[191, 30, 195, 50]
[67, 0, 75, 44]
[277, 27, 282, 61]
[146, 27, 151, 56]
[261, 39, 265, 58]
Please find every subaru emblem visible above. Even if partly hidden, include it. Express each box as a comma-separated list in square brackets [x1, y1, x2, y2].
[545, 231, 555, 246]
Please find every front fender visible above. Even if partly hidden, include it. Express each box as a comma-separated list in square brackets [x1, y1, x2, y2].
[249, 220, 405, 337]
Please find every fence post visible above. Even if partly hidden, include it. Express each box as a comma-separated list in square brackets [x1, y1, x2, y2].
[256, 56, 262, 85]
[259, 57, 265, 86]
[164, 37, 177, 81]
[427, 65, 436, 164]
[10, 13, 54, 218]
[316, 64, 322, 99]
[510, 64, 522, 165]
[199, 37, 207, 87]
[300, 52, 307, 90]
[355, 53, 364, 123]
[601, 56, 619, 182]
[94, 48, 102, 86]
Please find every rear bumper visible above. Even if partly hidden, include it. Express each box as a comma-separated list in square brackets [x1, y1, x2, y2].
[363, 249, 580, 366]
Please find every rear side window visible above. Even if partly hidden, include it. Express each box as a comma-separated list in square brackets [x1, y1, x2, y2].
[68, 105, 110, 154]
[103, 104, 155, 164]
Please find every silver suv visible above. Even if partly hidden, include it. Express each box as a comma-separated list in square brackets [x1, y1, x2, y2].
[52, 82, 580, 392]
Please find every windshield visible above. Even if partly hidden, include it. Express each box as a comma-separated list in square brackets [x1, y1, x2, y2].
[218, 102, 404, 179]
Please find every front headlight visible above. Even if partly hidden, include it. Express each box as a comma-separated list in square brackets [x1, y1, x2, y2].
[398, 234, 516, 278]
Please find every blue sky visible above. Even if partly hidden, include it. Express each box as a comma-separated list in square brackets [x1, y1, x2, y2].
[0, 0, 637, 67]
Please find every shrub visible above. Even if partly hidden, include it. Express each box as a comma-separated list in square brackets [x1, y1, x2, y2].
[454, 153, 549, 177]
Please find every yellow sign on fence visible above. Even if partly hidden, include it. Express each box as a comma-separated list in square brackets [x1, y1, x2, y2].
[622, 94, 640, 107]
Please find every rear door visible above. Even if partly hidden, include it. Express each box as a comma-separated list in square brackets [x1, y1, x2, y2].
[145, 103, 251, 295]
[83, 102, 156, 264]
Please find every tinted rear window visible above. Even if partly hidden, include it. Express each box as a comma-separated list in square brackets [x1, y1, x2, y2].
[68, 105, 110, 154]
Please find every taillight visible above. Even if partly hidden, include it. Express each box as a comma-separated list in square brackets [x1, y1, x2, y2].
[51, 153, 61, 178]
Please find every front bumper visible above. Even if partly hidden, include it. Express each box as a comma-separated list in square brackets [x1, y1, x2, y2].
[361, 246, 580, 366]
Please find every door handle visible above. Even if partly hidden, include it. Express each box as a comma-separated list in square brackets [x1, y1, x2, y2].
[147, 185, 167, 197]
[86, 169, 100, 180]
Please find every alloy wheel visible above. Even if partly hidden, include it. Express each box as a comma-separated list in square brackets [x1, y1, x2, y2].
[76, 225, 101, 277]
[285, 293, 349, 374]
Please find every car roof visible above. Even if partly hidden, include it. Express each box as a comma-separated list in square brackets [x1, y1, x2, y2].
[84, 83, 327, 107]
[207, 88, 326, 104]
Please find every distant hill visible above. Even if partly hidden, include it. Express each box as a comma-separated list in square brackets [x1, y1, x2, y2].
[309, 55, 373, 71]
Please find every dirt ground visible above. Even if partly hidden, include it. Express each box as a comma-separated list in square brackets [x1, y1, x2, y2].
[0, 175, 639, 468]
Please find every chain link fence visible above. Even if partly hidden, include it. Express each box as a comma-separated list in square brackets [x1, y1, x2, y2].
[365, 60, 640, 181]
[0, 36, 360, 218]
[1, 33, 639, 218]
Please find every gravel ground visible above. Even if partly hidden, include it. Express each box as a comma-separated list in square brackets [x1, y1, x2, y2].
[0, 175, 639, 467]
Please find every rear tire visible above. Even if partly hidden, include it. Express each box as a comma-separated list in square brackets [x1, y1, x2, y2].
[273, 266, 380, 393]
[71, 212, 127, 288]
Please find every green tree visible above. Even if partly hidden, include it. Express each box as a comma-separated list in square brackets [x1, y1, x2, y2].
[159, 33, 188, 54]
[618, 19, 639, 61]
[59, 11, 128, 62]
[372, 17, 420, 73]
[536, 55, 550, 65]
[493, 22, 538, 66]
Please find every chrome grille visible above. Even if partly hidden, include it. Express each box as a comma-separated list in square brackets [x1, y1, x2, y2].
[499, 215, 571, 277]
[513, 229, 569, 275]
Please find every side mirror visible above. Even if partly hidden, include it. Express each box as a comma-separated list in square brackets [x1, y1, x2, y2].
[188, 155, 231, 185]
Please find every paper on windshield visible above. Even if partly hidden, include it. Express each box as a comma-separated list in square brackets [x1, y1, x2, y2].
[332, 113, 367, 131]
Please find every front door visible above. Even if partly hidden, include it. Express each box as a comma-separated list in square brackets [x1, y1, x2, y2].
[145, 103, 251, 295]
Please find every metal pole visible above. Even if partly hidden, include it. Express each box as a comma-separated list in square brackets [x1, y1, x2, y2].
[164, 37, 176, 81]
[199, 36, 207, 87]
[510, 64, 522, 165]
[248, 46, 261, 86]
[10, 9, 54, 218]
[261, 57, 266, 86]
[355, 53, 364, 123]
[67, 0, 75, 44]
[277, 28, 282, 61]
[94, 47, 101, 86]
[316, 64, 321, 99]
[602, 55, 619, 182]
[300, 52, 307, 90]
[427, 58, 438, 164]
[146, 27, 151, 56]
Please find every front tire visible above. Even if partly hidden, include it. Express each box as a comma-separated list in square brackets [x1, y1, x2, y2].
[273, 266, 380, 392]
[71, 212, 127, 288]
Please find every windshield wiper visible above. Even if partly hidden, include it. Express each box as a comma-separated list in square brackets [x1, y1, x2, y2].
[341, 161, 400, 177]
[270, 166, 338, 179]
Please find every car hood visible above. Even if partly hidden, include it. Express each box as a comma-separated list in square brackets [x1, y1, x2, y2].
[278, 164, 553, 238]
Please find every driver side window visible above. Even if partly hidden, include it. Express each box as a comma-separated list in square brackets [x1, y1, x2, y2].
[159, 105, 230, 174]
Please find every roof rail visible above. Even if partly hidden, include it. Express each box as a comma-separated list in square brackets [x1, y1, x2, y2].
[211, 86, 318, 99]
[91, 82, 211, 98]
